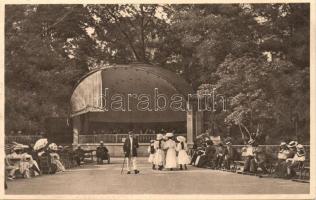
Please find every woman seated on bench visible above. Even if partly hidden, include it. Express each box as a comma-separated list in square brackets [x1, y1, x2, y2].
[274, 142, 292, 178]
[195, 140, 216, 168]
[96, 141, 109, 164]
[49, 143, 66, 172]
[6, 145, 41, 179]
[243, 139, 268, 174]
[286, 143, 305, 178]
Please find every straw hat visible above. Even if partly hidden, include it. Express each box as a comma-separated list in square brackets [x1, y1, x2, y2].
[156, 134, 163, 140]
[280, 142, 287, 146]
[296, 144, 304, 150]
[49, 143, 58, 151]
[287, 141, 298, 148]
[176, 136, 186, 142]
[166, 132, 174, 138]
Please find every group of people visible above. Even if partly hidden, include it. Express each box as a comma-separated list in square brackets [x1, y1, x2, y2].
[188, 133, 308, 179]
[148, 132, 191, 171]
[274, 140, 306, 178]
[241, 138, 307, 178]
[190, 136, 236, 170]
[121, 131, 191, 174]
[5, 139, 69, 181]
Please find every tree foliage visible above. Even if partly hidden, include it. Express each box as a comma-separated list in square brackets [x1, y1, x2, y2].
[5, 4, 310, 143]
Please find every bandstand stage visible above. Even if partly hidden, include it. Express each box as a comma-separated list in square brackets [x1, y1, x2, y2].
[70, 63, 203, 156]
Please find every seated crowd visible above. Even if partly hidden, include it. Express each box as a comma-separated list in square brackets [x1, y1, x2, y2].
[190, 134, 308, 179]
[5, 139, 85, 181]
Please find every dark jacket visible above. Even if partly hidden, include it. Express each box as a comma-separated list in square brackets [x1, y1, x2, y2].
[96, 146, 109, 159]
[123, 137, 139, 157]
[205, 145, 216, 161]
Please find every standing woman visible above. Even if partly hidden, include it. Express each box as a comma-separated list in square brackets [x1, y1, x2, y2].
[176, 136, 190, 170]
[154, 134, 165, 170]
[165, 132, 177, 171]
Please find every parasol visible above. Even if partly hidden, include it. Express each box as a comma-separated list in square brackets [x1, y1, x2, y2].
[33, 138, 48, 151]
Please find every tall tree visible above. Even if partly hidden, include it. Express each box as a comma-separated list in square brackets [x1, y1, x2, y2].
[5, 5, 94, 133]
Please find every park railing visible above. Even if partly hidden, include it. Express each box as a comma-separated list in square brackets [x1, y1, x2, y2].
[78, 133, 187, 144]
[5, 135, 42, 144]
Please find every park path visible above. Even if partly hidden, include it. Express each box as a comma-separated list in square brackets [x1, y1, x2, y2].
[5, 158, 309, 195]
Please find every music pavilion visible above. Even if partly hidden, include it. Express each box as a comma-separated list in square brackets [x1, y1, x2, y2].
[70, 63, 204, 156]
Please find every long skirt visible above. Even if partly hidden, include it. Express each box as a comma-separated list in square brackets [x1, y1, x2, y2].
[165, 148, 177, 168]
[19, 162, 32, 178]
[148, 154, 155, 163]
[274, 160, 287, 178]
[178, 150, 190, 165]
[52, 159, 66, 172]
[154, 149, 165, 166]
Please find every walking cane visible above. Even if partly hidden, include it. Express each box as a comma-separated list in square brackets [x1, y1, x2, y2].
[121, 155, 126, 175]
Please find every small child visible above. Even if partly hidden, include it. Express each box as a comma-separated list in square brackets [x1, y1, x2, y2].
[176, 136, 190, 170]
[148, 140, 156, 170]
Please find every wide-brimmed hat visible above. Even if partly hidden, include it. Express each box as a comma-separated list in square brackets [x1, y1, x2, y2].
[100, 141, 104, 144]
[166, 132, 174, 138]
[13, 144, 28, 151]
[296, 144, 304, 150]
[128, 131, 134, 135]
[211, 136, 221, 145]
[280, 142, 287, 146]
[150, 139, 155, 143]
[287, 141, 298, 148]
[48, 143, 58, 151]
[176, 136, 186, 142]
[156, 134, 163, 140]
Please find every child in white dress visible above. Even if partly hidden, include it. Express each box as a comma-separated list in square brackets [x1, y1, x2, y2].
[154, 134, 165, 170]
[176, 136, 190, 170]
[148, 140, 156, 170]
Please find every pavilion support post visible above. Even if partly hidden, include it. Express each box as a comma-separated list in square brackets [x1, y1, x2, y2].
[72, 116, 81, 148]
[187, 100, 204, 147]
[186, 101, 196, 147]
[196, 111, 204, 136]
[187, 110, 194, 147]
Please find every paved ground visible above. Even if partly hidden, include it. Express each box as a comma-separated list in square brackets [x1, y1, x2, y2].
[6, 157, 309, 195]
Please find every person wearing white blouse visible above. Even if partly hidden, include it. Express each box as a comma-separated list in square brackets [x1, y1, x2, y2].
[176, 136, 190, 170]
[164, 132, 177, 170]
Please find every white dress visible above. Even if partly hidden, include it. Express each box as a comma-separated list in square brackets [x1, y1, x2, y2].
[148, 144, 155, 163]
[165, 139, 177, 168]
[154, 140, 165, 166]
[176, 142, 190, 165]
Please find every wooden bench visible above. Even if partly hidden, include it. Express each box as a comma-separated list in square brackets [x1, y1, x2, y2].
[83, 150, 95, 162]
[233, 160, 245, 172]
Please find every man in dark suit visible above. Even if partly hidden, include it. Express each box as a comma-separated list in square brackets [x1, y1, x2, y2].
[96, 141, 109, 164]
[123, 131, 140, 174]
